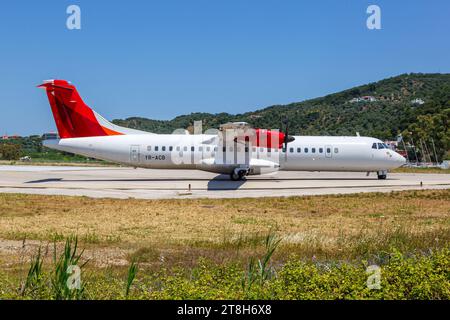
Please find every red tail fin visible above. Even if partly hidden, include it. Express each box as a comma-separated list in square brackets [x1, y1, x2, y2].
[38, 80, 123, 139]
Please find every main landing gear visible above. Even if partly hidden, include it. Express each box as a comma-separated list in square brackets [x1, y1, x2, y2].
[377, 170, 387, 180]
[230, 168, 249, 181]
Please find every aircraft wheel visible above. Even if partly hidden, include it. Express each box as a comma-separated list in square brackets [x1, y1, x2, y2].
[377, 170, 387, 180]
[230, 170, 247, 181]
[230, 172, 240, 181]
[238, 170, 247, 180]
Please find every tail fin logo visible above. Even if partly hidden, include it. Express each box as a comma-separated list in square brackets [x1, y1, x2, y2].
[38, 80, 123, 139]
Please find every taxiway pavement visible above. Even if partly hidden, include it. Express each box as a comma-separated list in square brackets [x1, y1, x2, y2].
[0, 165, 448, 199]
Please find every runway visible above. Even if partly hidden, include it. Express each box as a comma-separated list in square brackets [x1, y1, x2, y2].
[0, 165, 449, 199]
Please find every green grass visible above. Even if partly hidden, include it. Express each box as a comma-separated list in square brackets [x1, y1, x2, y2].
[51, 236, 87, 300]
[125, 261, 138, 297]
[20, 247, 44, 298]
[1, 243, 448, 300]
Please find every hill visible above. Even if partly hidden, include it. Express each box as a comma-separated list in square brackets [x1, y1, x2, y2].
[112, 73, 450, 160]
[1, 73, 448, 162]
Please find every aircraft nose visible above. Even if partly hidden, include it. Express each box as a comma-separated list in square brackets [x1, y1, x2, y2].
[396, 152, 406, 164]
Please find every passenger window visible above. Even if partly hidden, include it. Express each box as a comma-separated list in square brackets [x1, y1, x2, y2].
[260, 147, 264, 152]
[245, 147, 249, 152]
[372, 143, 377, 149]
[176, 146, 180, 151]
[162, 146, 166, 151]
[297, 148, 301, 153]
[147, 146, 151, 151]
[289, 147, 294, 153]
[334, 148, 339, 153]
[304, 148, 308, 153]
[312, 148, 316, 153]
[206, 146, 210, 152]
[282, 147, 286, 153]
[319, 148, 323, 153]
[155, 146, 159, 151]
[229, 146, 233, 152]
[184, 146, 188, 152]
[191, 146, 195, 152]
[252, 147, 256, 152]
[199, 146, 203, 152]
[327, 148, 331, 153]
[169, 146, 173, 151]
[214, 146, 217, 152]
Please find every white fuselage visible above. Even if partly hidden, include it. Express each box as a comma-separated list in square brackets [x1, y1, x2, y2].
[44, 134, 406, 175]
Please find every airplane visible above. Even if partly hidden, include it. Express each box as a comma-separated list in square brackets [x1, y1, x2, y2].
[38, 79, 406, 181]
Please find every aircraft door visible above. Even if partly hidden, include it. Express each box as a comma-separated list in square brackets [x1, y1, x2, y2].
[130, 145, 140, 163]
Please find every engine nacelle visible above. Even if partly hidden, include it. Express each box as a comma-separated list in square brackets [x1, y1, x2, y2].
[234, 129, 294, 149]
[255, 129, 286, 149]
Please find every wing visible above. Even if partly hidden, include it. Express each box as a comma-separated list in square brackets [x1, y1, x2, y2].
[219, 121, 252, 131]
[201, 122, 254, 145]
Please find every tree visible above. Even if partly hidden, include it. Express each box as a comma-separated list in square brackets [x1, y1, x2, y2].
[0, 143, 22, 160]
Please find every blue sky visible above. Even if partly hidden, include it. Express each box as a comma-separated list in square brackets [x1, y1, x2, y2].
[0, 0, 449, 135]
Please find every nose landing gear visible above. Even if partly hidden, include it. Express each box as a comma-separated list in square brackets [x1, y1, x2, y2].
[377, 170, 387, 180]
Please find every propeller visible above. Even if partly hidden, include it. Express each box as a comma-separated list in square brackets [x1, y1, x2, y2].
[282, 117, 295, 160]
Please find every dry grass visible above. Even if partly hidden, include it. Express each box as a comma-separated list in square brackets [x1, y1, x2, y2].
[392, 167, 450, 174]
[0, 190, 449, 267]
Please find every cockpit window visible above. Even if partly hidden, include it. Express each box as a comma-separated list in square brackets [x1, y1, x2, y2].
[372, 143, 377, 149]
[377, 143, 385, 149]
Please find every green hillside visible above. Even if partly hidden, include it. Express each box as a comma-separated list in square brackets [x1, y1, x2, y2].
[112, 73, 450, 160]
[1, 73, 448, 162]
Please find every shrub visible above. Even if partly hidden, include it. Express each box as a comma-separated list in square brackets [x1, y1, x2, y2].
[1, 247, 448, 300]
